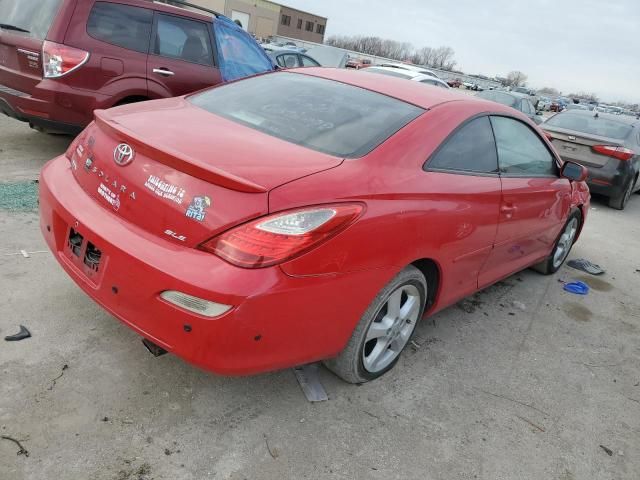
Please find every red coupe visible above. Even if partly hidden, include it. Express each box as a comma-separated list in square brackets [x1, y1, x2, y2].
[39, 68, 590, 383]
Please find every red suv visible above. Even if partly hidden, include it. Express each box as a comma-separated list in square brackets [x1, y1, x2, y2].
[0, 0, 272, 134]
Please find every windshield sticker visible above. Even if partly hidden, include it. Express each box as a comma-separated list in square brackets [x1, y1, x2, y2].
[144, 175, 186, 205]
[185, 196, 211, 222]
[98, 182, 121, 211]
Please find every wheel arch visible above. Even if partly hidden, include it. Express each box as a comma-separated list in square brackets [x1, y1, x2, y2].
[410, 258, 441, 314]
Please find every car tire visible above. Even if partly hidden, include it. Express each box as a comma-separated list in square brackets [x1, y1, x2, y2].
[608, 177, 635, 210]
[531, 210, 582, 275]
[324, 266, 427, 384]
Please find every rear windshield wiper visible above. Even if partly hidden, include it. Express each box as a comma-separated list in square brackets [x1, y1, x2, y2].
[0, 24, 30, 33]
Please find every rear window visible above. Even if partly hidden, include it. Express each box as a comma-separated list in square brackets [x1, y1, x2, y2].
[87, 2, 152, 54]
[365, 68, 413, 80]
[0, 0, 62, 40]
[545, 113, 633, 140]
[477, 91, 518, 108]
[189, 73, 424, 158]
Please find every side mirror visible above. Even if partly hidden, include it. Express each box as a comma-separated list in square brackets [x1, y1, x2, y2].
[561, 161, 588, 182]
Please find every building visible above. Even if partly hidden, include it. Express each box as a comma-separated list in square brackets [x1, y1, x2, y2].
[185, 0, 327, 42]
[276, 5, 327, 43]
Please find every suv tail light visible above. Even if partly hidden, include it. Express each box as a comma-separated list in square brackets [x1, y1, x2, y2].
[591, 145, 635, 161]
[200, 204, 364, 268]
[43, 41, 89, 78]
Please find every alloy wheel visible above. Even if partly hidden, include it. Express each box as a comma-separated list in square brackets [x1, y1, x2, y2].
[362, 284, 421, 373]
[552, 217, 579, 269]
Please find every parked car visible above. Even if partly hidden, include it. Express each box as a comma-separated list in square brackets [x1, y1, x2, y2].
[0, 0, 273, 134]
[268, 50, 320, 69]
[537, 97, 552, 111]
[541, 110, 640, 209]
[475, 90, 544, 124]
[463, 81, 483, 91]
[345, 57, 372, 69]
[40, 68, 589, 383]
[550, 98, 569, 112]
[364, 66, 450, 89]
[377, 63, 441, 79]
[447, 78, 463, 88]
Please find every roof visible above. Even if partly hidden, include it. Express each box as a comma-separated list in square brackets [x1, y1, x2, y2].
[292, 68, 474, 110]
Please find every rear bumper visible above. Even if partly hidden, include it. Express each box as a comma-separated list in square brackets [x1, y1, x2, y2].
[39, 155, 387, 375]
[582, 159, 634, 198]
[0, 78, 108, 133]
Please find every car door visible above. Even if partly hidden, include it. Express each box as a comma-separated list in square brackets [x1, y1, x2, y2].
[423, 116, 502, 302]
[478, 115, 573, 287]
[147, 12, 222, 98]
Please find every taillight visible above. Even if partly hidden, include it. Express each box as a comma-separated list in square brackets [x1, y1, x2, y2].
[200, 204, 365, 268]
[591, 145, 635, 161]
[43, 41, 89, 78]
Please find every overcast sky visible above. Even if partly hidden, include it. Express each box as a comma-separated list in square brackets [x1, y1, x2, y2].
[280, 0, 640, 104]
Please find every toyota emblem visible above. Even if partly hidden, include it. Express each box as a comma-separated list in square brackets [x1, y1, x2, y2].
[114, 143, 134, 166]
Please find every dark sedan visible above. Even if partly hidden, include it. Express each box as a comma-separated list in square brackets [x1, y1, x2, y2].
[268, 50, 321, 69]
[541, 110, 639, 210]
[476, 91, 544, 124]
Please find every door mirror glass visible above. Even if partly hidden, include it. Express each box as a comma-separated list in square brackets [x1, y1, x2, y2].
[560, 161, 588, 182]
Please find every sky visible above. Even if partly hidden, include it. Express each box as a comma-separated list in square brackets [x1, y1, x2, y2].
[280, 0, 640, 104]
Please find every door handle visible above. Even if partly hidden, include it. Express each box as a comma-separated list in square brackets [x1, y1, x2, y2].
[153, 68, 175, 77]
[500, 204, 517, 218]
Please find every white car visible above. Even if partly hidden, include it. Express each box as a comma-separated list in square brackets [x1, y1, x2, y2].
[363, 66, 450, 89]
[377, 63, 441, 79]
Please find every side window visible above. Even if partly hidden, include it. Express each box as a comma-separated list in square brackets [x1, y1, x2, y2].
[427, 117, 499, 173]
[301, 55, 320, 67]
[87, 2, 152, 53]
[277, 54, 299, 68]
[154, 14, 213, 66]
[491, 116, 557, 176]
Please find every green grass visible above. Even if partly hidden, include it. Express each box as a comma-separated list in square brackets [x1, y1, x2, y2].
[0, 181, 39, 212]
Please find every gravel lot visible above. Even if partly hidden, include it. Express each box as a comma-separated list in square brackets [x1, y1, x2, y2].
[1, 114, 639, 480]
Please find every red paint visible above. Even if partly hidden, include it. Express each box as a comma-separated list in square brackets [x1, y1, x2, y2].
[39, 69, 590, 376]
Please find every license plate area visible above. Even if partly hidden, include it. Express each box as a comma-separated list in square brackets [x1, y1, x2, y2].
[65, 227, 105, 283]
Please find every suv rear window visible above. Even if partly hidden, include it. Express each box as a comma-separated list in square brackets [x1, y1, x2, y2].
[189, 73, 424, 158]
[545, 113, 633, 140]
[87, 2, 152, 54]
[0, 0, 62, 40]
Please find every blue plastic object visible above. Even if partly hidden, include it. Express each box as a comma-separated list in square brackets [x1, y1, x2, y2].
[213, 16, 275, 81]
[563, 281, 590, 295]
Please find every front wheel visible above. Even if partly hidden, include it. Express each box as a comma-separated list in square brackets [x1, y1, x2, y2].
[532, 211, 582, 275]
[324, 266, 427, 384]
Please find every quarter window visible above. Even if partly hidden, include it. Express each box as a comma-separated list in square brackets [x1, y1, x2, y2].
[490, 116, 557, 176]
[154, 14, 213, 66]
[301, 55, 320, 67]
[427, 117, 498, 173]
[87, 2, 152, 53]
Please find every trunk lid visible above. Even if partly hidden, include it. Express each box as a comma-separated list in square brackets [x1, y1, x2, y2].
[544, 127, 626, 168]
[0, 0, 63, 94]
[68, 97, 343, 247]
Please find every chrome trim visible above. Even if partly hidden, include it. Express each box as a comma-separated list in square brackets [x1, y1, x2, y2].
[17, 48, 40, 58]
[0, 83, 28, 98]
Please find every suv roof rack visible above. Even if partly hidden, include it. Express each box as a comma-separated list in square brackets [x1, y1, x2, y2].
[153, 0, 223, 18]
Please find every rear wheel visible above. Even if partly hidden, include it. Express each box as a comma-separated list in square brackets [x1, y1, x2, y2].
[608, 177, 635, 210]
[324, 266, 427, 384]
[532, 210, 582, 275]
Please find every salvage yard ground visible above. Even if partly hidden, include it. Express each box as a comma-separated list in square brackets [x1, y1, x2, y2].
[1, 113, 639, 480]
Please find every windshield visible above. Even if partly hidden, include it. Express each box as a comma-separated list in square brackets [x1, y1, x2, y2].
[0, 0, 62, 39]
[545, 113, 633, 140]
[189, 72, 424, 158]
[477, 91, 518, 108]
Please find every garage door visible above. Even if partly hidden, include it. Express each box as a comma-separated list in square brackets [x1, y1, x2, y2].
[231, 10, 250, 31]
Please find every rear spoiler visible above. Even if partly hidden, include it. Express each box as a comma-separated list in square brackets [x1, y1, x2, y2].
[94, 109, 267, 194]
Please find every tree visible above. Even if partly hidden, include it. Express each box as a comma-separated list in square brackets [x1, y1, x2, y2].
[538, 87, 560, 96]
[325, 35, 457, 71]
[567, 92, 599, 102]
[506, 71, 528, 87]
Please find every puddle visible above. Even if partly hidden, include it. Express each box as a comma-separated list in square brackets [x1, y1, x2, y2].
[563, 302, 593, 322]
[574, 275, 614, 292]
